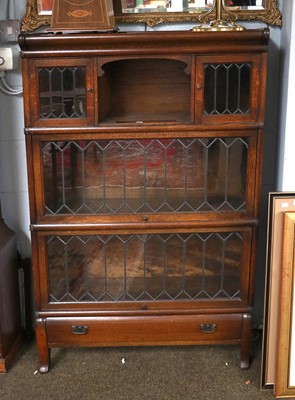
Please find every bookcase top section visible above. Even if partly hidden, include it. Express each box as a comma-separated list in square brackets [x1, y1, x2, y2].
[19, 28, 269, 57]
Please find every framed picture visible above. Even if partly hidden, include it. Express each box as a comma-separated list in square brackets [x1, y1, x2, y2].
[51, 0, 115, 31]
[261, 193, 295, 389]
[22, 0, 118, 31]
[275, 211, 295, 398]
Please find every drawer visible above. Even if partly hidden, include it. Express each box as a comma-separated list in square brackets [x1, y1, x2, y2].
[46, 314, 243, 347]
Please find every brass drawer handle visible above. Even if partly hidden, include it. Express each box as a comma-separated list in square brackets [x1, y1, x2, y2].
[200, 323, 217, 333]
[72, 325, 89, 335]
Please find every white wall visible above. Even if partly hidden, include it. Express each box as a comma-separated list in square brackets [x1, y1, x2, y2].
[0, 0, 30, 256]
[0, 0, 25, 20]
[0, 67, 30, 257]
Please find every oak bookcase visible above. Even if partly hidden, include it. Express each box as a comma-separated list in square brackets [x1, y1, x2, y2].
[19, 28, 269, 372]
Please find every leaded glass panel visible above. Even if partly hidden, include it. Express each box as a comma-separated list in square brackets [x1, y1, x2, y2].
[42, 137, 248, 215]
[38, 67, 86, 119]
[47, 232, 243, 303]
[204, 63, 251, 116]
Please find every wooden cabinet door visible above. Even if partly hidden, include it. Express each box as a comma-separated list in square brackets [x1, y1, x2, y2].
[30, 130, 261, 222]
[35, 227, 253, 310]
[195, 54, 263, 124]
[24, 58, 96, 127]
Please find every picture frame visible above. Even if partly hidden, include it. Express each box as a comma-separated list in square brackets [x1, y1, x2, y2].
[261, 193, 295, 389]
[21, 0, 282, 32]
[275, 211, 295, 398]
[50, 0, 115, 31]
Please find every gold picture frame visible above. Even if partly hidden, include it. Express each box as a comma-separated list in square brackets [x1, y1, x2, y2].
[21, 0, 282, 32]
[275, 211, 295, 398]
[261, 193, 295, 389]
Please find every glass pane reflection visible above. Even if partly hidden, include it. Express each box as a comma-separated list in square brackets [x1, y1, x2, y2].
[204, 63, 251, 116]
[47, 232, 243, 303]
[122, 0, 263, 14]
[38, 67, 86, 119]
[42, 137, 248, 215]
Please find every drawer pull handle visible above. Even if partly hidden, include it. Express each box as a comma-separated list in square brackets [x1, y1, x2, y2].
[200, 323, 216, 333]
[72, 325, 89, 335]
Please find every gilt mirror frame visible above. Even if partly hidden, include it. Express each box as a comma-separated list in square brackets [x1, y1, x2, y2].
[21, 0, 282, 32]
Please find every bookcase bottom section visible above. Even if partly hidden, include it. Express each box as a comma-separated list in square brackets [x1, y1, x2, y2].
[35, 312, 252, 373]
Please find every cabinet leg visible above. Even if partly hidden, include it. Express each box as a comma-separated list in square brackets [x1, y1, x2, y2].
[36, 317, 50, 373]
[240, 313, 252, 369]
